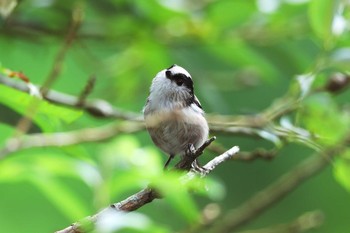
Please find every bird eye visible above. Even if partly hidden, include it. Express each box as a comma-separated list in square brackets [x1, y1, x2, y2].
[176, 79, 184, 86]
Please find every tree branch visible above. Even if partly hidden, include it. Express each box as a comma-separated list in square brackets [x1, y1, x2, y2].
[199, 137, 349, 233]
[76, 75, 96, 107]
[55, 145, 240, 233]
[0, 73, 320, 152]
[236, 210, 324, 233]
[208, 144, 278, 162]
[0, 122, 144, 159]
[0, 74, 141, 120]
[12, 5, 83, 136]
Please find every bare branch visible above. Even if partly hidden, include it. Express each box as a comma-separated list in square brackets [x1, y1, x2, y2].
[76, 75, 96, 107]
[55, 145, 240, 233]
[40, 4, 83, 96]
[201, 146, 239, 171]
[12, 5, 83, 136]
[208, 144, 278, 162]
[0, 74, 141, 120]
[0, 122, 144, 159]
[236, 210, 324, 233]
[0, 71, 319, 151]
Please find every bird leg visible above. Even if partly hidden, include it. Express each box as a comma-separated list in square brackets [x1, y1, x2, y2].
[187, 144, 196, 155]
[164, 154, 175, 169]
[191, 159, 209, 176]
[186, 144, 209, 175]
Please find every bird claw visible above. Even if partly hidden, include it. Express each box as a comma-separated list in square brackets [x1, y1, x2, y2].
[186, 144, 196, 156]
[186, 144, 208, 175]
[191, 159, 209, 176]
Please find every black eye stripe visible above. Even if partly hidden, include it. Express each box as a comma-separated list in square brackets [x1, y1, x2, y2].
[173, 73, 188, 80]
[165, 70, 172, 79]
[166, 72, 191, 84]
[165, 68, 194, 95]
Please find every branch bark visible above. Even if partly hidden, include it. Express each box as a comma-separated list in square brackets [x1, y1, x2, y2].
[0, 122, 144, 159]
[1, 73, 321, 155]
[55, 145, 240, 233]
[0, 74, 141, 120]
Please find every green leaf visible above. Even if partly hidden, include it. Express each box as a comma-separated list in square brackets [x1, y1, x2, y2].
[0, 84, 82, 131]
[334, 150, 350, 194]
[98, 136, 163, 203]
[30, 176, 90, 220]
[208, 1, 255, 30]
[0, 151, 88, 182]
[0, 0, 17, 18]
[0, 152, 92, 220]
[206, 40, 280, 83]
[153, 172, 200, 223]
[0, 124, 14, 147]
[299, 93, 350, 146]
[308, 0, 335, 40]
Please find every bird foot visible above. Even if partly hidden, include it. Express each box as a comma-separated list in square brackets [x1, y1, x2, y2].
[186, 144, 196, 157]
[191, 159, 209, 176]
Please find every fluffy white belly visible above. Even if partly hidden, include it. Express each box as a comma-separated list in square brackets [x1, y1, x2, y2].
[145, 109, 208, 156]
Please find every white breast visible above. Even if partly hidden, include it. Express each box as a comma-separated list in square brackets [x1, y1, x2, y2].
[144, 105, 209, 156]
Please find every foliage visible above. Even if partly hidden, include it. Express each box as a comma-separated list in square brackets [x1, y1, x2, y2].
[1, 0, 350, 233]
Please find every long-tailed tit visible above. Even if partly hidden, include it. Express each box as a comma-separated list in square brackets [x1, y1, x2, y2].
[143, 64, 209, 168]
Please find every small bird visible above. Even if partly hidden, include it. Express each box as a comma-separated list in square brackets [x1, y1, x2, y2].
[143, 64, 209, 168]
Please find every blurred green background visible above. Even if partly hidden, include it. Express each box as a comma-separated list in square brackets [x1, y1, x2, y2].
[1, 0, 350, 232]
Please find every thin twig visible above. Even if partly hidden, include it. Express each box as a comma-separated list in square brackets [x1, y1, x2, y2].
[40, 5, 83, 96]
[0, 69, 321, 153]
[0, 122, 144, 159]
[0, 72, 318, 151]
[201, 146, 239, 171]
[12, 5, 83, 136]
[210, 124, 322, 152]
[76, 75, 96, 107]
[0, 74, 141, 120]
[55, 145, 240, 233]
[208, 144, 278, 162]
[236, 210, 324, 233]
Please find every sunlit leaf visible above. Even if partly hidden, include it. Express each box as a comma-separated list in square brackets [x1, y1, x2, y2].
[0, 151, 88, 181]
[0, 124, 13, 147]
[298, 93, 350, 145]
[98, 136, 163, 202]
[296, 73, 315, 98]
[308, 0, 335, 40]
[206, 41, 279, 83]
[95, 210, 150, 232]
[330, 47, 350, 70]
[99, 135, 163, 175]
[94, 209, 170, 233]
[208, 1, 255, 30]
[30, 176, 90, 220]
[0, 85, 82, 131]
[186, 176, 226, 201]
[0, 152, 92, 220]
[258, 130, 282, 146]
[0, 0, 17, 18]
[153, 172, 200, 223]
[333, 150, 350, 194]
